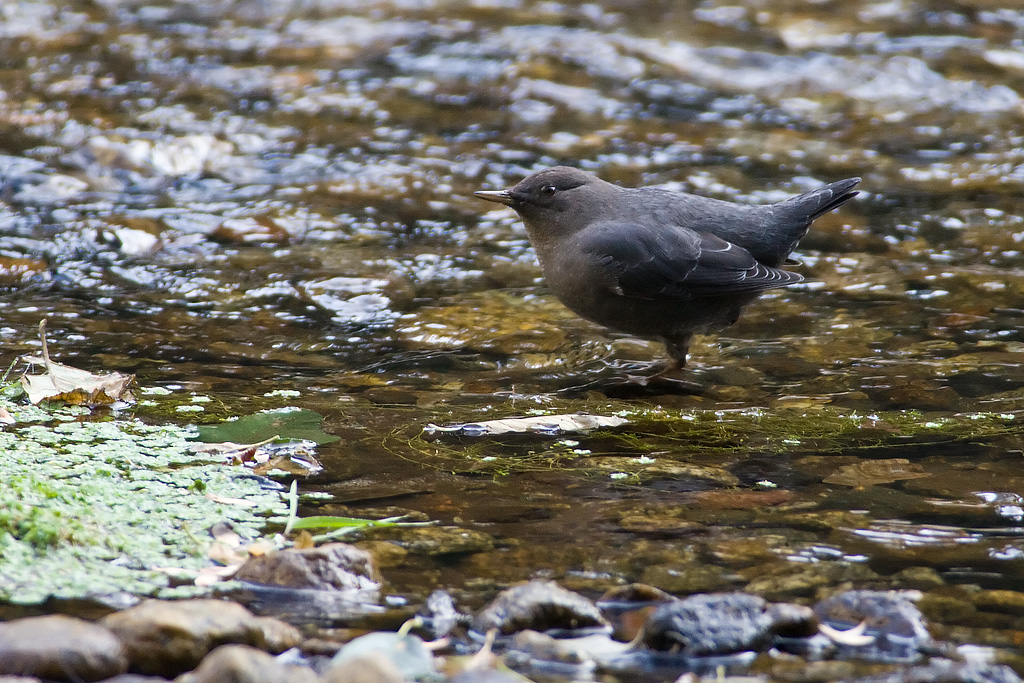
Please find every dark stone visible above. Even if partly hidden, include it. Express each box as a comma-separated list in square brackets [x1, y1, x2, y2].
[0, 615, 127, 682]
[815, 590, 931, 663]
[320, 653, 404, 683]
[472, 580, 610, 636]
[641, 592, 816, 656]
[842, 659, 1023, 683]
[416, 589, 468, 640]
[175, 645, 318, 683]
[100, 599, 301, 677]
[233, 543, 378, 591]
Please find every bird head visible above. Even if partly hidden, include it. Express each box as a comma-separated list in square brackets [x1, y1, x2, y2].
[474, 166, 611, 240]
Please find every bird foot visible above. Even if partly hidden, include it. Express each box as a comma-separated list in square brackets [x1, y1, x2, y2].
[558, 365, 705, 396]
[621, 369, 705, 394]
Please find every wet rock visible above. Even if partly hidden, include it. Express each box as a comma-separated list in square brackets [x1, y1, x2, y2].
[597, 583, 675, 641]
[583, 457, 740, 487]
[691, 489, 793, 510]
[823, 459, 930, 487]
[703, 364, 766, 387]
[641, 593, 817, 656]
[176, 645, 317, 683]
[394, 291, 571, 355]
[503, 629, 601, 676]
[770, 658, 858, 681]
[708, 536, 789, 569]
[416, 589, 468, 640]
[615, 509, 705, 535]
[971, 589, 1024, 614]
[641, 563, 735, 594]
[364, 526, 494, 556]
[916, 593, 977, 626]
[598, 584, 675, 605]
[100, 599, 301, 677]
[814, 590, 932, 662]
[866, 380, 961, 410]
[321, 652, 404, 683]
[362, 387, 422, 405]
[472, 580, 610, 636]
[744, 561, 882, 600]
[450, 669, 536, 683]
[0, 615, 127, 681]
[891, 567, 945, 591]
[330, 631, 434, 680]
[233, 543, 378, 591]
[354, 540, 409, 568]
[843, 659, 1024, 683]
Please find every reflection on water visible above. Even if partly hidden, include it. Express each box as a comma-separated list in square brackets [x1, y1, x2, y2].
[2, 0, 1024, 675]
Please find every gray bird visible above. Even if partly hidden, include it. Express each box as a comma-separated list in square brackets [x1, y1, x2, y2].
[474, 166, 859, 374]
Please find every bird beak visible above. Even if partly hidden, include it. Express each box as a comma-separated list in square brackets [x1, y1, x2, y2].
[473, 189, 516, 207]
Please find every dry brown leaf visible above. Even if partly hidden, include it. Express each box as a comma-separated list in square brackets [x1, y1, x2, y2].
[293, 530, 316, 549]
[824, 458, 931, 487]
[426, 413, 627, 436]
[195, 564, 241, 587]
[189, 441, 263, 464]
[245, 538, 277, 557]
[252, 454, 322, 476]
[21, 356, 135, 406]
[207, 541, 248, 567]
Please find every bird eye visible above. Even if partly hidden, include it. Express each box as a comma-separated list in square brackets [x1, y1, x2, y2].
[541, 185, 557, 196]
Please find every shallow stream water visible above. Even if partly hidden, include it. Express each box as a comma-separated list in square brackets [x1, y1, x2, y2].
[3, 0, 1024, 678]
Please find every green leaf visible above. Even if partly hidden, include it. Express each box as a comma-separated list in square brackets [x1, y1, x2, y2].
[289, 515, 388, 530]
[195, 408, 339, 445]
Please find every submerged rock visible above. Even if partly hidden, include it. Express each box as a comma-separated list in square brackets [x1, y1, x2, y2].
[100, 599, 301, 677]
[472, 580, 610, 636]
[330, 631, 435, 680]
[0, 615, 127, 681]
[815, 590, 932, 663]
[641, 593, 817, 656]
[416, 589, 469, 640]
[843, 658, 1023, 683]
[233, 543, 379, 591]
[322, 651, 405, 683]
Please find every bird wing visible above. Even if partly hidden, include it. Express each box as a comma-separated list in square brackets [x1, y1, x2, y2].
[577, 221, 803, 300]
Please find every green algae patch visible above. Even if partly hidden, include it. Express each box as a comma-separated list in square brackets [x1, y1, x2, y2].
[0, 398, 287, 605]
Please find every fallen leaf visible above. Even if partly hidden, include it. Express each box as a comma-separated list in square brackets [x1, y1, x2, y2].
[824, 458, 931, 487]
[207, 541, 247, 567]
[253, 454, 323, 476]
[246, 538, 278, 556]
[293, 530, 316, 550]
[21, 356, 135, 406]
[425, 413, 627, 436]
[190, 441, 266, 464]
[195, 564, 241, 587]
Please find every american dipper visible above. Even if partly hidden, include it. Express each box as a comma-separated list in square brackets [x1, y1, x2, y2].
[474, 167, 859, 372]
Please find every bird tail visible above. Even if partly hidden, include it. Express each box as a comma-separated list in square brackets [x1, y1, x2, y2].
[758, 177, 860, 265]
[783, 177, 861, 223]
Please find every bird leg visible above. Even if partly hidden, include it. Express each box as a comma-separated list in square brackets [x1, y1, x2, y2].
[622, 334, 693, 386]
